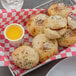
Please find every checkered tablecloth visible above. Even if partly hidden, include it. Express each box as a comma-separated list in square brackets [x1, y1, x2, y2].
[0, 5, 76, 76]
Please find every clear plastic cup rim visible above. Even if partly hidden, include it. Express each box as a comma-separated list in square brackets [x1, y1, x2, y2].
[4, 23, 24, 41]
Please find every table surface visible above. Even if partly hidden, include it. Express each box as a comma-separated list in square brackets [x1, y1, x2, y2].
[0, 0, 70, 76]
[0, 0, 54, 9]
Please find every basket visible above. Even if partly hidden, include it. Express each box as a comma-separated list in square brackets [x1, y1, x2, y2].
[0, 0, 76, 76]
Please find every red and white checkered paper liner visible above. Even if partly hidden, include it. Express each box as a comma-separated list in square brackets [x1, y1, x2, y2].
[0, 5, 76, 76]
[0, 46, 10, 66]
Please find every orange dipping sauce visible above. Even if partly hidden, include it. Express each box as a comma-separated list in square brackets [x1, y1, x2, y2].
[4, 24, 24, 41]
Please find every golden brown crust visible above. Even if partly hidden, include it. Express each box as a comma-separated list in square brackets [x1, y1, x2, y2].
[48, 3, 71, 18]
[32, 34, 58, 62]
[12, 46, 39, 69]
[26, 14, 48, 36]
[58, 29, 76, 47]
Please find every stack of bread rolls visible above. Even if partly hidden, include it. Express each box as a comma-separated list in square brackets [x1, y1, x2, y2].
[12, 3, 76, 69]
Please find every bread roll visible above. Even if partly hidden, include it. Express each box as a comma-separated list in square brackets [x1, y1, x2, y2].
[32, 34, 58, 62]
[48, 3, 71, 18]
[68, 9, 76, 30]
[58, 29, 76, 47]
[12, 46, 39, 69]
[26, 14, 48, 36]
[43, 15, 67, 39]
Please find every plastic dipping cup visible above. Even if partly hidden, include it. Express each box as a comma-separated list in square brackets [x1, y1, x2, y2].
[4, 23, 24, 47]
